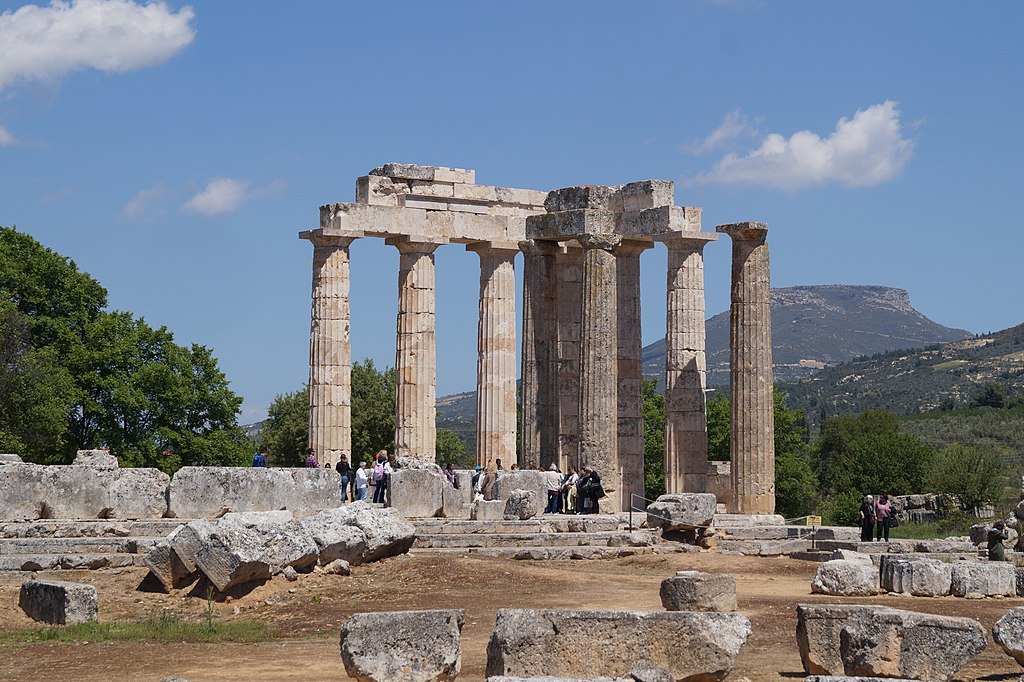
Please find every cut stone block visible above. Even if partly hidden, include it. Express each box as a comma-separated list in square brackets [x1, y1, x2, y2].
[217, 512, 319, 572]
[660, 571, 737, 612]
[994, 606, 1024, 667]
[950, 560, 1016, 597]
[486, 609, 750, 681]
[879, 556, 951, 596]
[491, 471, 548, 505]
[796, 604, 986, 680]
[19, 579, 98, 625]
[144, 536, 195, 591]
[341, 609, 465, 682]
[389, 467, 444, 518]
[169, 466, 340, 519]
[194, 526, 273, 592]
[168, 519, 214, 574]
[645, 493, 717, 532]
[0, 453, 24, 464]
[73, 449, 119, 469]
[811, 560, 879, 596]
[472, 500, 506, 521]
[299, 507, 368, 565]
[504, 489, 540, 520]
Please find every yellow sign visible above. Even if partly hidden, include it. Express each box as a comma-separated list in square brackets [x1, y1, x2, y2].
[805, 515, 822, 526]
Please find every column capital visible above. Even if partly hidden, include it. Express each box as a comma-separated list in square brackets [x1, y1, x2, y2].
[616, 239, 654, 257]
[716, 221, 768, 242]
[576, 233, 622, 252]
[517, 239, 559, 257]
[466, 241, 521, 258]
[386, 236, 444, 254]
[309, 234, 359, 249]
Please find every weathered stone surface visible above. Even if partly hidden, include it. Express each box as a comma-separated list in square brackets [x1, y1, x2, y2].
[217, 512, 318, 572]
[194, 526, 273, 592]
[0, 453, 23, 464]
[796, 604, 986, 680]
[168, 519, 214, 574]
[646, 493, 716, 531]
[504, 490, 540, 520]
[440, 482, 469, 519]
[299, 508, 368, 565]
[323, 558, 351, 576]
[803, 678, 919, 682]
[879, 556, 951, 596]
[660, 571, 737, 612]
[811, 560, 879, 597]
[390, 467, 444, 518]
[74, 449, 119, 469]
[1016, 567, 1024, 597]
[472, 500, 506, 521]
[491, 471, 548, 505]
[19, 579, 98, 625]
[144, 536, 195, 591]
[340, 609, 465, 682]
[321, 502, 416, 563]
[169, 466, 340, 519]
[994, 607, 1024, 666]
[607, 530, 657, 548]
[486, 609, 750, 681]
[832, 549, 874, 564]
[282, 565, 299, 581]
[950, 560, 1016, 597]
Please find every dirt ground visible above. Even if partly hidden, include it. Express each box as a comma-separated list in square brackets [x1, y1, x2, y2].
[0, 552, 1021, 681]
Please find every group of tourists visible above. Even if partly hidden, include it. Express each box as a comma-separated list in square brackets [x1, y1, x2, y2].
[331, 450, 393, 504]
[542, 463, 604, 515]
[857, 493, 895, 542]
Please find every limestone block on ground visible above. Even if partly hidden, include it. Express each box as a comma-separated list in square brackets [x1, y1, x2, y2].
[323, 558, 351, 575]
[796, 604, 986, 680]
[322, 502, 416, 563]
[219, 510, 294, 526]
[169, 519, 214, 574]
[950, 560, 1016, 597]
[389, 467, 444, 518]
[169, 466, 340, 519]
[194, 526, 273, 592]
[144, 536, 196, 591]
[19, 579, 98, 625]
[299, 508, 368, 565]
[0, 453, 23, 464]
[340, 609, 465, 682]
[491, 471, 548, 505]
[217, 511, 318, 572]
[504, 490, 540, 520]
[607, 530, 657, 548]
[879, 556, 951, 596]
[811, 560, 879, 597]
[831, 549, 874, 564]
[74, 449, 119, 469]
[913, 539, 977, 554]
[645, 494, 716, 532]
[994, 606, 1024, 666]
[486, 609, 750, 681]
[660, 571, 737, 612]
[472, 500, 506, 521]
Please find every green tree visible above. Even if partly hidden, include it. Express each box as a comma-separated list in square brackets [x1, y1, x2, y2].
[260, 387, 309, 467]
[642, 377, 665, 500]
[706, 391, 730, 461]
[973, 383, 1007, 409]
[436, 428, 470, 467]
[351, 359, 395, 461]
[928, 443, 1009, 513]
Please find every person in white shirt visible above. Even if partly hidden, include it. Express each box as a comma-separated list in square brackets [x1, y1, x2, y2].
[355, 462, 369, 501]
[544, 463, 563, 514]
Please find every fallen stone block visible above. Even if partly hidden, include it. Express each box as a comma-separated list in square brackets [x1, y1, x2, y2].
[390, 466, 444, 518]
[486, 609, 750, 681]
[218, 512, 318, 572]
[19, 579, 98, 625]
[831, 549, 873, 564]
[803, 677, 919, 682]
[796, 603, 986, 680]
[491, 471, 548, 505]
[645, 493, 716, 532]
[299, 508, 368, 565]
[607, 530, 657, 548]
[472, 499, 506, 521]
[323, 558, 351, 576]
[194, 526, 273, 592]
[341, 609, 464, 682]
[811, 560, 879, 596]
[950, 560, 1016, 597]
[994, 606, 1024, 667]
[660, 571, 736, 612]
[344, 503, 416, 563]
[504, 490, 540, 520]
[879, 556, 951, 596]
[144, 535, 196, 591]
[168, 519, 214, 574]
[440, 483, 469, 519]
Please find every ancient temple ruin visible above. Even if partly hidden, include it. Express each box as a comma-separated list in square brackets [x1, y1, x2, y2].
[301, 164, 775, 514]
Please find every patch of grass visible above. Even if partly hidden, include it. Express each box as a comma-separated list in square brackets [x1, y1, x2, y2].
[932, 360, 969, 371]
[0, 611, 270, 647]
[888, 512, 985, 540]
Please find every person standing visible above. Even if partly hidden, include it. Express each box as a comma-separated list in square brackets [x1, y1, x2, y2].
[561, 466, 579, 514]
[252, 449, 267, 467]
[371, 451, 388, 504]
[874, 493, 893, 542]
[304, 448, 319, 468]
[859, 495, 875, 542]
[989, 520, 1010, 561]
[577, 467, 603, 515]
[544, 463, 562, 514]
[335, 456, 352, 503]
[355, 461, 369, 501]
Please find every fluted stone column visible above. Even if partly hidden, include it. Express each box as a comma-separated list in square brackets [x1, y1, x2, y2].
[556, 246, 583, 471]
[389, 238, 440, 463]
[519, 239, 559, 470]
[307, 235, 356, 468]
[616, 240, 650, 511]
[717, 222, 774, 514]
[662, 235, 715, 494]
[578, 233, 622, 512]
[469, 243, 519, 468]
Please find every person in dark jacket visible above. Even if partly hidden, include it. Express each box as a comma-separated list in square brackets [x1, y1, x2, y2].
[989, 520, 1009, 562]
[335, 456, 352, 502]
[577, 467, 603, 515]
[858, 495, 875, 542]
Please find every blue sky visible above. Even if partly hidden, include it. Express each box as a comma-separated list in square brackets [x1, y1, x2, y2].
[1, 1, 1021, 423]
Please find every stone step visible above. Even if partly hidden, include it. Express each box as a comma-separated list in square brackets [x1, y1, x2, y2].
[0, 552, 145, 572]
[408, 544, 688, 561]
[0, 536, 165, 555]
[715, 525, 859, 541]
[414, 530, 658, 549]
[716, 538, 813, 556]
[0, 519, 186, 539]
[411, 516, 620, 535]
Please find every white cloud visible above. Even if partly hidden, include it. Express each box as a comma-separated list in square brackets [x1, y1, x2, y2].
[0, 126, 15, 146]
[120, 183, 169, 220]
[694, 101, 914, 191]
[683, 109, 758, 155]
[0, 0, 195, 91]
[184, 178, 250, 216]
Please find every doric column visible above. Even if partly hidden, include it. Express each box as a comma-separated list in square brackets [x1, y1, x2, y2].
[578, 233, 622, 512]
[616, 239, 651, 511]
[717, 222, 775, 514]
[556, 246, 583, 471]
[389, 237, 440, 464]
[468, 243, 519, 468]
[662, 235, 716, 494]
[519, 239, 558, 470]
[307, 235, 356, 468]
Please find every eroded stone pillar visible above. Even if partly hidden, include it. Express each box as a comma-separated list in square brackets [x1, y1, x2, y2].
[717, 222, 775, 514]
[519, 239, 558, 470]
[662, 235, 715, 494]
[469, 243, 519, 468]
[307, 236, 356, 468]
[616, 240, 650, 511]
[556, 246, 583, 471]
[389, 237, 440, 463]
[578, 233, 622, 512]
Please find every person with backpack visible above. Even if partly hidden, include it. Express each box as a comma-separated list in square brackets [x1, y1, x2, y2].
[335, 456, 352, 503]
[252, 450, 267, 467]
[371, 450, 388, 504]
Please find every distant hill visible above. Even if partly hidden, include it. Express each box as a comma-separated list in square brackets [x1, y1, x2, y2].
[643, 285, 972, 385]
[781, 322, 1024, 417]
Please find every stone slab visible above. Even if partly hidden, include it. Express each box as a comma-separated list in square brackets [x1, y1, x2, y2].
[19, 579, 98, 624]
[169, 467, 340, 519]
[340, 609, 465, 682]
